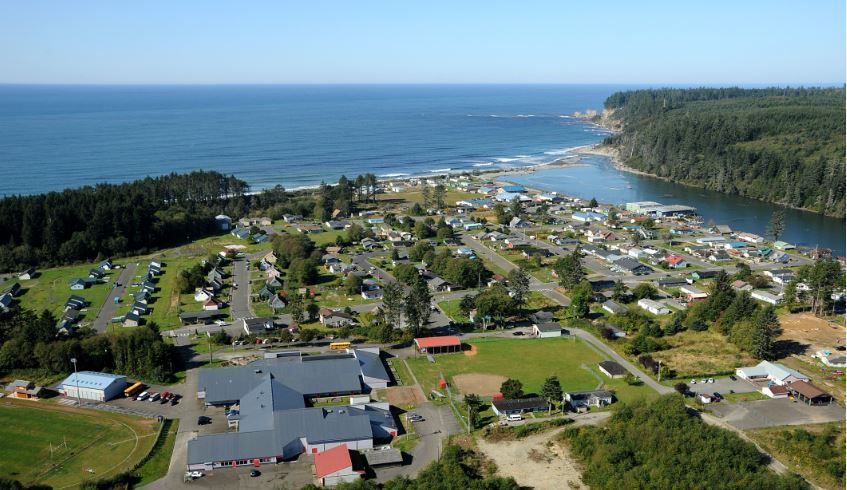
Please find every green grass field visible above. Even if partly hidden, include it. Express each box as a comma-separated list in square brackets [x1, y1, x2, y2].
[407, 337, 656, 403]
[17, 263, 114, 319]
[0, 399, 159, 489]
[132, 419, 180, 488]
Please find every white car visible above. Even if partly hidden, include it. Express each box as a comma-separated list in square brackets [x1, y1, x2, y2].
[214, 320, 227, 326]
[690, 379, 696, 384]
[707, 378, 715, 383]
[189, 471, 204, 479]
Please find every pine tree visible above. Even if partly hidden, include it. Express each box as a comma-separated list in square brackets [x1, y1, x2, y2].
[750, 306, 782, 360]
[765, 210, 786, 241]
[540, 376, 563, 412]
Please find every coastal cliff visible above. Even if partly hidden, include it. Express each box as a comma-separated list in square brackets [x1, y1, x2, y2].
[594, 87, 846, 217]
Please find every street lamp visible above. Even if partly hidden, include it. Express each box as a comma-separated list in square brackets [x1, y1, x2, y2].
[70, 358, 82, 407]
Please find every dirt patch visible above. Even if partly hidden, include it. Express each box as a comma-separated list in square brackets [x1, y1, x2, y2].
[384, 387, 425, 407]
[464, 344, 478, 356]
[478, 428, 586, 489]
[453, 373, 507, 396]
[779, 313, 845, 352]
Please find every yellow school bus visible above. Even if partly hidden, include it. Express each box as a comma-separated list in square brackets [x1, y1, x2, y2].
[124, 381, 144, 397]
[329, 342, 351, 350]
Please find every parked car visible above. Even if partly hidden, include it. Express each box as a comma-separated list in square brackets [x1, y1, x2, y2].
[729, 375, 737, 381]
[250, 470, 261, 478]
[512, 331, 524, 336]
[135, 391, 149, 401]
[197, 416, 211, 425]
[690, 379, 697, 384]
[506, 414, 523, 422]
[149, 392, 160, 402]
[160, 392, 171, 403]
[170, 394, 181, 406]
[712, 392, 722, 400]
[189, 471, 204, 479]
[707, 378, 715, 383]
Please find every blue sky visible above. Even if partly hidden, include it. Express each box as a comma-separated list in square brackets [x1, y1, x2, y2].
[1, 1, 844, 84]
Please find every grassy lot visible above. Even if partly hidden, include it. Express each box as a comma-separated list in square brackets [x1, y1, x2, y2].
[438, 298, 468, 323]
[17, 263, 114, 319]
[746, 422, 845, 490]
[132, 419, 180, 487]
[387, 357, 414, 386]
[376, 189, 480, 207]
[648, 330, 756, 379]
[720, 391, 769, 403]
[407, 336, 656, 403]
[0, 398, 159, 489]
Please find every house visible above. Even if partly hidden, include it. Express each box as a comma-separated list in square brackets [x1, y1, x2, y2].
[602, 300, 628, 316]
[679, 285, 709, 302]
[98, 258, 114, 270]
[656, 277, 688, 288]
[572, 211, 605, 222]
[509, 217, 531, 228]
[18, 268, 36, 280]
[731, 280, 753, 292]
[786, 381, 833, 406]
[765, 269, 795, 284]
[532, 323, 562, 338]
[455, 247, 475, 257]
[131, 301, 149, 315]
[5, 379, 45, 399]
[194, 288, 215, 302]
[2, 282, 21, 297]
[64, 295, 87, 310]
[232, 228, 251, 240]
[268, 295, 287, 311]
[735, 361, 809, 385]
[123, 311, 141, 327]
[328, 263, 355, 275]
[134, 290, 151, 304]
[637, 299, 671, 315]
[215, 214, 232, 231]
[761, 384, 789, 399]
[60, 371, 127, 402]
[252, 233, 269, 244]
[737, 232, 764, 244]
[188, 351, 393, 471]
[266, 277, 283, 288]
[491, 397, 548, 416]
[564, 390, 614, 409]
[179, 310, 226, 325]
[499, 185, 526, 194]
[203, 299, 222, 311]
[598, 361, 627, 379]
[611, 257, 653, 275]
[241, 317, 276, 335]
[751, 290, 782, 305]
[710, 224, 733, 235]
[208, 278, 223, 292]
[0, 293, 12, 312]
[770, 251, 790, 264]
[325, 221, 347, 230]
[522, 248, 552, 259]
[665, 255, 687, 269]
[314, 444, 363, 487]
[463, 222, 484, 231]
[69, 278, 88, 290]
[319, 309, 356, 327]
[414, 336, 461, 354]
[708, 250, 731, 262]
[361, 288, 383, 300]
[605, 325, 627, 338]
[282, 214, 302, 223]
[773, 241, 795, 251]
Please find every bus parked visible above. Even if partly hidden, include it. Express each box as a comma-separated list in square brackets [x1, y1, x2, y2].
[124, 381, 144, 398]
[329, 342, 351, 350]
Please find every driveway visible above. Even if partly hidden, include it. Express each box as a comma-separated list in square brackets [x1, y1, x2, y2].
[706, 397, 845, 430]
[91, 262, 139, 333]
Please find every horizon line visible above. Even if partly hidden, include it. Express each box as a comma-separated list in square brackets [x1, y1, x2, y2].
[0, 81, 844, 87]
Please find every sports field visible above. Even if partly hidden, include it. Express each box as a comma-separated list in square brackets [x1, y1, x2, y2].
[406, 336, 656, 402]
[0, 400, 159, 489]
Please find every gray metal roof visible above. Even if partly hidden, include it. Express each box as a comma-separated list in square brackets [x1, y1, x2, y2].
[354, 349, 390, 382]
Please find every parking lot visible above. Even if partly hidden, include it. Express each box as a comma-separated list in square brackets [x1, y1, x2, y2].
[708, 397, 845, 430]
[184, 457, 314, 489]
[685, 376, 758, 396]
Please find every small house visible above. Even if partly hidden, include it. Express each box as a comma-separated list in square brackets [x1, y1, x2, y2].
[532, 323, 561, 338]
[18, 268, 36, 280]
[602, 300, 628, 316]
[268, 295, 287, 311]
[564, 390, 614, 409]
[598, 361, 627, 379]
[637, 299, 670, 315]
[123, 311, 141, 327]
[491, 396, 548, 416]
[69, 278, 88, 290]
[5, 380, 44, 400]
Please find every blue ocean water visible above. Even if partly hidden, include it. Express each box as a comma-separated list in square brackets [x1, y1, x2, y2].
[0, 84, 620, 195]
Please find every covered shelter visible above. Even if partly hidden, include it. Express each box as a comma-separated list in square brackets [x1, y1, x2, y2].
[786, 381, 833, 406]
[413, 336, 461, 354]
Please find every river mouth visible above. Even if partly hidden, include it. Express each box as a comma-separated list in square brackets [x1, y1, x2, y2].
[503, 154, 846, 255]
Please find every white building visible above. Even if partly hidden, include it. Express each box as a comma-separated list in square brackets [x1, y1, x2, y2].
[751, 290, 782, 305]
[735, 361, 809, 386]
[60, 371, 127, 402]
[637, 299, 670, 315]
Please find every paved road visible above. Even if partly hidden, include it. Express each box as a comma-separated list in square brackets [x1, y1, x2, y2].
[91, 262, 139, 333]
[229, 257, 252, 320]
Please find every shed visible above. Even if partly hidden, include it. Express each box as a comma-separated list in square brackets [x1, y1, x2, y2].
[413, 336, 461, 354]
[60, 371, 127, 402]
[598, 361, 627, 379]
[314, 444, 363, 487]
[532, 323, 562, 338]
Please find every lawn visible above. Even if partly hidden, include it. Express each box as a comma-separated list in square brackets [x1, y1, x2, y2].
[132, 419, 180, 487]
[406, 336, 655, 403]
[17, 263, 114, 319]
[746, 422, 845, 490]
[0, 399, 159, 489]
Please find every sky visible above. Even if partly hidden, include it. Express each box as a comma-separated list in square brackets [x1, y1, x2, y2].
[0, 1, 844, 85]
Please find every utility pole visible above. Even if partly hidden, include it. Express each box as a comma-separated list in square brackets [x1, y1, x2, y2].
[208, 333, 213, 366]
[70, 358, 81, 407]
[657, 360, 662, 382]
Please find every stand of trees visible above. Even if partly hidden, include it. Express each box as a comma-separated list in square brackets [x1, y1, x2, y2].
[603, 87, 845, 217]
[0, 307, 177, 383]
[562, 395, 809, 489]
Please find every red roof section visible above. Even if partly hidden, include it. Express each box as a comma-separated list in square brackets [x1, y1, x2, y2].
[666, 255, 685, 265]
[314, 444, 352, 478]
[415, 336, 461, 349]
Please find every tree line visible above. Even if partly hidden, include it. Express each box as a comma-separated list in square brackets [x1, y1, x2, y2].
[603, 87, 845, 216]
[0, 307, 177, 383]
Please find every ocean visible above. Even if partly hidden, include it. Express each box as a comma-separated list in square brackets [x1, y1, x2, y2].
[0, 84, 620, 195]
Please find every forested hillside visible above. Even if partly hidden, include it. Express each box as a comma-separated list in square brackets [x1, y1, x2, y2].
[602, 87, 845, 217]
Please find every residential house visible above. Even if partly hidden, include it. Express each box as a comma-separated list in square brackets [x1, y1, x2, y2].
[532, 323, 562, 338]
[18, 268, 36, 280]
[665, 254, 687, 269]
[64, 295, 87, 311]
[2, 282, 21, 297]
[0, 293, 12, 312]
[564, 390, 614, 409]
[602, 300, 628, 316]
[361, 288, 383, 300]
[203, 299, 222, 311]
[738, 232, 764, 244]
[708, 250, 731, 262]
[232, 228, 251, 240]
[325, 220, 347, 230]
[731, 280, 753, 292]
[773, 241, 795, 251]
[282, 214, 302, 223]
[5, 380, 44, 400]
[611, 257, 652, 275]
[319, 309, 356, 327]
[679, 285, 708, 302]
[751, 290, 782, 305]
[637, 299, 671, 315]
[509, 217, 531, 228]
[241, 317, 276, 335]
[491, 397, 548, 416]
[123, 311, 141, 327]
[268, 295, 287, 311]
[735, 361, 809, 385]
[69, 278, 88, 290]
[194, 288, 215, 302]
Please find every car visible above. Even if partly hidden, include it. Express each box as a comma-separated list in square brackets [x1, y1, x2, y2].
[512, 331, 525, 336]
[189, 471, 204, 479]
[149, 392, 160, 402]
[197, 416, 211, 425]
[700, 379, 707, 384]
[160, 392, 171, 403]
[215, 320, 227, 326]
[135, 391, 149, 401]
[170, 394, 181, 406]
[707, 378, 714, 383]
[250, 470, 261, 478]
[729, 375, 737, 381]
[712, 392, 722, 400]
[506, 414, 523, 422]
[690, 379, 697, 384]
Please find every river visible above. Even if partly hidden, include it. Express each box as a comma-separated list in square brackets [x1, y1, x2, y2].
[505, 154, 846, 255]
